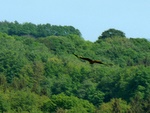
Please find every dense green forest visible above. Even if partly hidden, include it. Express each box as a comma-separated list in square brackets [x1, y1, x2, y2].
[0, 21, 150, 113]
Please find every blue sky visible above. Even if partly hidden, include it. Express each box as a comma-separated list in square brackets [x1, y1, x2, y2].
[0, 0, 150, 42]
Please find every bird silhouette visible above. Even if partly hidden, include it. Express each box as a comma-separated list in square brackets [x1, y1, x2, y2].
[73, 53, 112, 65]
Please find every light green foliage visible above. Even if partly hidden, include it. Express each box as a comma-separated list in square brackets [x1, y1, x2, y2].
[0, 90, 50, 113]
[97, 98, 131, 113]
[0, 93, 10, 113]
[43, 93, 95, 113]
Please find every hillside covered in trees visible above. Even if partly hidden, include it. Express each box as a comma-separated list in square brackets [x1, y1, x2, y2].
[0, 21, 150, 113]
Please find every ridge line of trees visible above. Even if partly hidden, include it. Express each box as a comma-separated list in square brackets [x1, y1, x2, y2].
[0, 20, 81, 38]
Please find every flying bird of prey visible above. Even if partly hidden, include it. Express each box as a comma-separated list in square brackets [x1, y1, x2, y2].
[73, 53, 112, 65]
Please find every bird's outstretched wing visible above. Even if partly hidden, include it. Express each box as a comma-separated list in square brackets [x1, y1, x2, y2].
[73, 53, 110, 65]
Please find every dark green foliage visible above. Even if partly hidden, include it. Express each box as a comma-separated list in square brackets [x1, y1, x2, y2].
[0, 21, 150, 112]
[98, 28, 126, 40]
[0, 21, 81, 37]
[0, 33, 27, 82]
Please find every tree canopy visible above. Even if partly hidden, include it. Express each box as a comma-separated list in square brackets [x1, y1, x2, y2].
[0, 21, 150, 112]
[0, 21, 81, 37]
[98, 28, 126, 40]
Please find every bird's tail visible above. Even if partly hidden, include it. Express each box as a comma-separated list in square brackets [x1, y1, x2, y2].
[103, 63, 113, 66]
